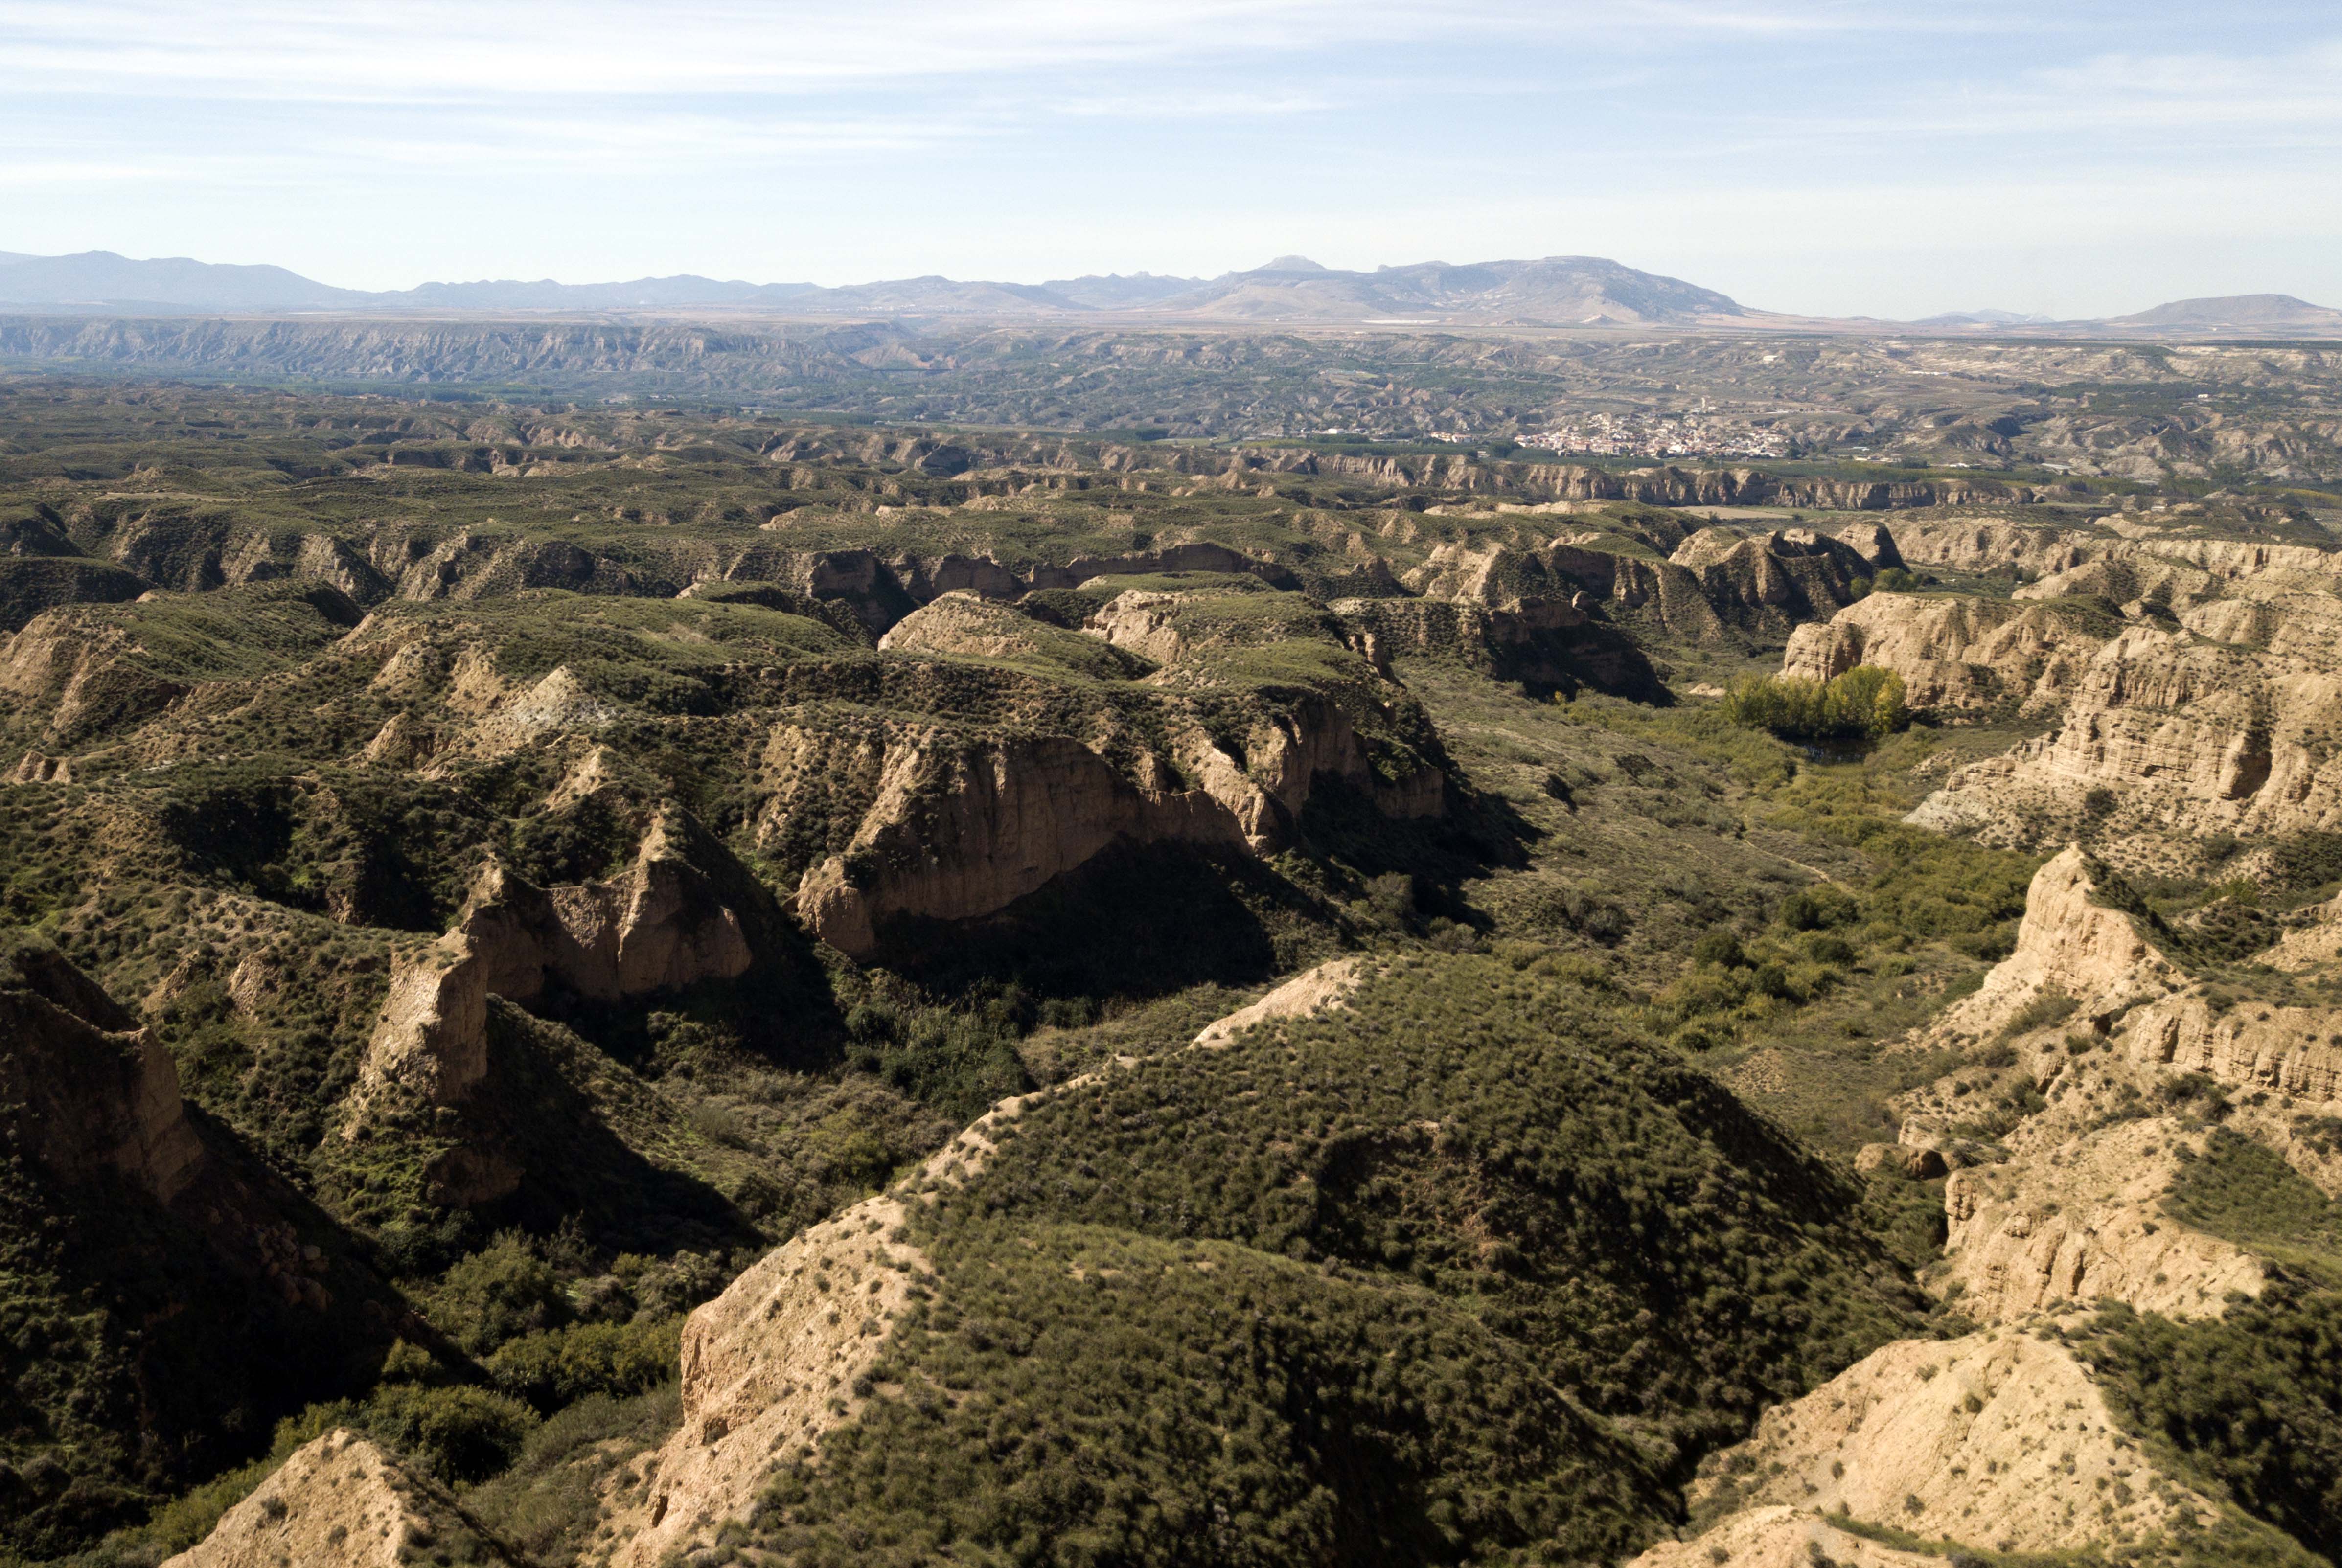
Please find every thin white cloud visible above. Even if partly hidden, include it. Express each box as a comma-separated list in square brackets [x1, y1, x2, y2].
[0, 0, 1420, 98]
[0, 0, 2004, 102]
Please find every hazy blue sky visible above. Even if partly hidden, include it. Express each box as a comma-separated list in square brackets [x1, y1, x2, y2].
[4, 0, 2338, 318]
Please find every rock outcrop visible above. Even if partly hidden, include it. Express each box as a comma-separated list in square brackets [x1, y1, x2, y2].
[1682, 1333, 2224, 1555]
[1338, 541, 1660, 693]
[162, 1429, 515, 1568]
[607, 1196, 922, 1567]
[1939, 1114, 2268, 1321]
[0, 932, 204, 1203]
[777, 716, 1402, 958]
[1887, 516, 2103, 578]
[1541, 542, 1730, 643]
[768, 608, 1433, 964]
[1192, 957, 1364, 1046]
[1884, 847, 2342, 1327]
[1632, 1507, 1939, 1568]
[1899, 535, 2342, 851]
[1929, 848, 2174, 1045]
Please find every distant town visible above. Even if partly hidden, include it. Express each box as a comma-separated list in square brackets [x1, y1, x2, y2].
[1427, 410, 1791, 461]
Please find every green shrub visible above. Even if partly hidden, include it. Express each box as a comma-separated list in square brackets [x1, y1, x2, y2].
[1692, 930, 1748, 969]
[1999, 989, 2078, 1039]
[2089, 1294, 2342, 1558]
[1724, 667, 1909, 743]
[1780, 885, 1860, 931]
[431, 1233, 569, 1354]
[2163, 1127, 2342, 1267]
[486, 1317, 683, 1413]
[362, 1383, 541, 1485]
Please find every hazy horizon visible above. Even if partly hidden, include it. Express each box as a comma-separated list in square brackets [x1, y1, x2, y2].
[5, 0, 2339, 320]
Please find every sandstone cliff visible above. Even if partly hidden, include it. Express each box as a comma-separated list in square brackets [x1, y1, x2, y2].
[1862, 525, 2342, 851]
[600, 1196, 920, 1567]
[0, 931, 204, 1203]
[1632, 1507, 1938, 1568]
[1881, 848, 2342, 1328]
[342, 817, 759, 1192]
[776, 709, 1435, 958]
[1782, 593, 2108, 714]
[773, 588, 1446, 958]
[1666, 527, 1871, 637]
[1938, 1116, 2267, 1321]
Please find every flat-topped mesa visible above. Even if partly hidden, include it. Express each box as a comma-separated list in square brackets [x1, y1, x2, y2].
[0, 931, 204, 1204]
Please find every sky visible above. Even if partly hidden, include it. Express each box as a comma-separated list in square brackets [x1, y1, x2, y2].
[3, 0, 2339, 319]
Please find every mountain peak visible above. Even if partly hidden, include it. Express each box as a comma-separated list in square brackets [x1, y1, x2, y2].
[1256, 254, 1328, 273]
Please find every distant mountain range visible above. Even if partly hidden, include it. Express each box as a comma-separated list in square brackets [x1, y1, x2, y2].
[0, 249, 2336, 338]
[1909, 309, 2054, 327]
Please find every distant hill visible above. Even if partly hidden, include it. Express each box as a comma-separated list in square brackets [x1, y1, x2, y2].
[1910, 309, 2052, 327]
[0, 248, 1749, 325]
[398, 275, 820, 310]
[2105, 293, 2342, 333]
[0, 250, 372, 311]
[0, 249, 2335, 338]
[1149, 255, 1749, 324]
[1039, 272, 1206, 309]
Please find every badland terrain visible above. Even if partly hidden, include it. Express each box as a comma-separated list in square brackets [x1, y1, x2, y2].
[1, 315, 2342, 1568]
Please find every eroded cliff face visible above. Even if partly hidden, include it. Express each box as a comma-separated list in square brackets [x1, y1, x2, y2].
[1909, 597, 2342, 850]
[1783, 592, 2107, 714]
[603, 1196, 923, 1568]
[1812, 520, 2342, 854]
[772, 588, 1446, 958]
[1666, 527, 1871, 636]
[1937, 1115, 2268, 1322]
[1632, 1508, 1937, 1568]
[1867, 848, 2342, 1335]
[342, 816, 759, 1194]
[777, 700, 1436, 958]
[0, 932, 205, 1204]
